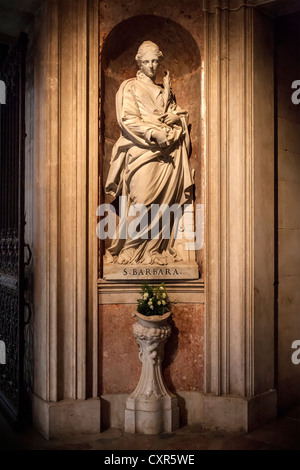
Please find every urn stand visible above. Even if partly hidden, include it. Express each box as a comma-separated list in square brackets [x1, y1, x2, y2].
[125, 311, 179, 434]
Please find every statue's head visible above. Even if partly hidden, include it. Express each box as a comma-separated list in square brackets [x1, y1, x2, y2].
[135, 41, 163, 80]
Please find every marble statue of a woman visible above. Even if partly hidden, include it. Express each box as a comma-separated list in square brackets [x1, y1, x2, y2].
[105, 41, 194, 266]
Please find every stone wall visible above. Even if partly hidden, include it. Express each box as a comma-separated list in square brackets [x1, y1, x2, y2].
[30, 0, 100, 439]
[27, 0, 285, 437]
[276, 12, 300, 411]
[99, 304, 204, 395]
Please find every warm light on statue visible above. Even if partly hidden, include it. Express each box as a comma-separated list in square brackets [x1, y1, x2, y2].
[105, 41, 194, 265]
[103, 41, 199, 281]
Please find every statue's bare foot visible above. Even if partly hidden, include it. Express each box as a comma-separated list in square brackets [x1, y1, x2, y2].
[105, 252, 115, 264]
[117, 248, 135, 264]
[142, 254, 152, 265]
[153, 256, 167, 265]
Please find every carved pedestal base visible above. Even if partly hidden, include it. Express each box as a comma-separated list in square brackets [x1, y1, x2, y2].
[125, 312, 179, 434]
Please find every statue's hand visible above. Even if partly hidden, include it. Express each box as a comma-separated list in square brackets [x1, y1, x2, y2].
[151, 129, 169, 148]
[163, 71, 170, 89]
[160, 112, 181, 126]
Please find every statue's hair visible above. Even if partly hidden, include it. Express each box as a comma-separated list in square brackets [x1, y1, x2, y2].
[135, 41, 163, 66]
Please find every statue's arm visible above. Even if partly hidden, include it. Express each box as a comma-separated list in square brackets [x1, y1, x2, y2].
[166, 94, 191, 154]
[120, 83, 163, 145]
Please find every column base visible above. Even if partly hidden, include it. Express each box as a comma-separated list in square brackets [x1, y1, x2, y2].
[32, 393, 101, 439]
[125, 395, 179, 434]
[177, 389, 278, 432]
[103, 390, 277, 433]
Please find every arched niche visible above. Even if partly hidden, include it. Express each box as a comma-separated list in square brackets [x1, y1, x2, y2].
[100, 15, 201, 195]
[100, 15, 202, 260]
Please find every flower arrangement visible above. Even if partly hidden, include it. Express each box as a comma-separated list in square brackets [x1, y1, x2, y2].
[137, 282, 173, 317]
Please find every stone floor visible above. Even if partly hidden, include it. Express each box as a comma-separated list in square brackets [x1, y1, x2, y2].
[0, 406, 300, 451]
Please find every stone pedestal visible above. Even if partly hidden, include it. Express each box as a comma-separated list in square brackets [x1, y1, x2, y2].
[125, 312, 179, 434]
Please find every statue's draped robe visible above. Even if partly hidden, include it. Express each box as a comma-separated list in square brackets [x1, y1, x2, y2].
[105, 72, 193, 265]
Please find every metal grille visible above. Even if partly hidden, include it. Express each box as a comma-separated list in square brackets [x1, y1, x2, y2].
[0, 33, 27, 423]
[0, 283, 18, 411]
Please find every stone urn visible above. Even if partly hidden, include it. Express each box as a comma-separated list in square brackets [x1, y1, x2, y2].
[125, 311, 179, 434]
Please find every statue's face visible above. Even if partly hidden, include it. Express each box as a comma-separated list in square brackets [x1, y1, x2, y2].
[140, 50, 160, 79]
